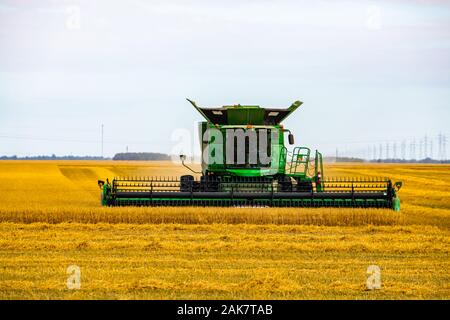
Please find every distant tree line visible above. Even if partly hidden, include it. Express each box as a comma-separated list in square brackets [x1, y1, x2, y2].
[112, 152, 170, 161]
[0, 152, 171, 161]
[0, 154, 108, 160]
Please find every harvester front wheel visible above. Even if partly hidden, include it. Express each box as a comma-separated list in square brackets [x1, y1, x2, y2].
[180, 175, 200, 192]
[200, 175, 219, 192]
[296, 180, 313, 193]
[278, 175, 293, 192]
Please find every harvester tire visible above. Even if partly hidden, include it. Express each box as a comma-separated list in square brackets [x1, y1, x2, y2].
[278, 176, 293, 192]
[180, 175, 196, 192]
[297, 181, 313, 193]
[200, 175, 219, 192]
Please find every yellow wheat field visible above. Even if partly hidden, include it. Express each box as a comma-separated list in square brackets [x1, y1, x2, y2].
[0, 161, 449, 299]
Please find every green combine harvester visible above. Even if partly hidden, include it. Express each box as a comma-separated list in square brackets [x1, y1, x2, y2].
[98, 99, 402, 210]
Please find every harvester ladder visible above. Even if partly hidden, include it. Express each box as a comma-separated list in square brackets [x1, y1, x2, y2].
[283, 147, 311, 176]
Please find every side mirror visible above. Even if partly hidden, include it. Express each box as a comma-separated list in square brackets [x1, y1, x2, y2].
[179, 154, 187, 162]
[288, 134, 295, 145]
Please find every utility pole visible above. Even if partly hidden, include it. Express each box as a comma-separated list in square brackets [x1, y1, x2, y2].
[424, 135, 428, 159]
[373, 145, 377, 160]
[430, 140, 433, 159]
[386, 142, 390, 160]
[393, 142, 397, 159]
[401, 140, 406, 160]
[101, 124, 104, 158]
[444, 135, 448, 161]
[409, 141, 413, 160]
[411, 139, 416, 160]
[419, 139, 423, 160]
[438, 133, 447, 161]
[379, 144, 383, 160]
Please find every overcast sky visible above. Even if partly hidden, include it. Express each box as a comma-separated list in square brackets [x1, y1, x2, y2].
[0, 0, 449, 158]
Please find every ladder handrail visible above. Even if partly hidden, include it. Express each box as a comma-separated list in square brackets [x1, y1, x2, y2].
[281, 146, 311, 175]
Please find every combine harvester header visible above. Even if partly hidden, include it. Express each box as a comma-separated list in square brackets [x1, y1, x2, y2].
[98, 99, 402, 210]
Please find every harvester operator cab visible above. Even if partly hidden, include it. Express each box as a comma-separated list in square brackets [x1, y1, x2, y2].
[185, 98, 321, 182]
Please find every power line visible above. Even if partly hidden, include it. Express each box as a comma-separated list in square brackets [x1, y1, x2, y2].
[442, 135, 447, 160]
[0, 135, 100, 144]
[430, 140, 433, 159]
[409, 141, 413, 160]
[438, 133, 447, 160]
[401, 140, 406, 160]
[419, 139, 423, 160]
[410, 139, 416, 160]
[331, 135, 447, 161]
[101, 124, 104, 158]
[0, 133, 157, 146]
